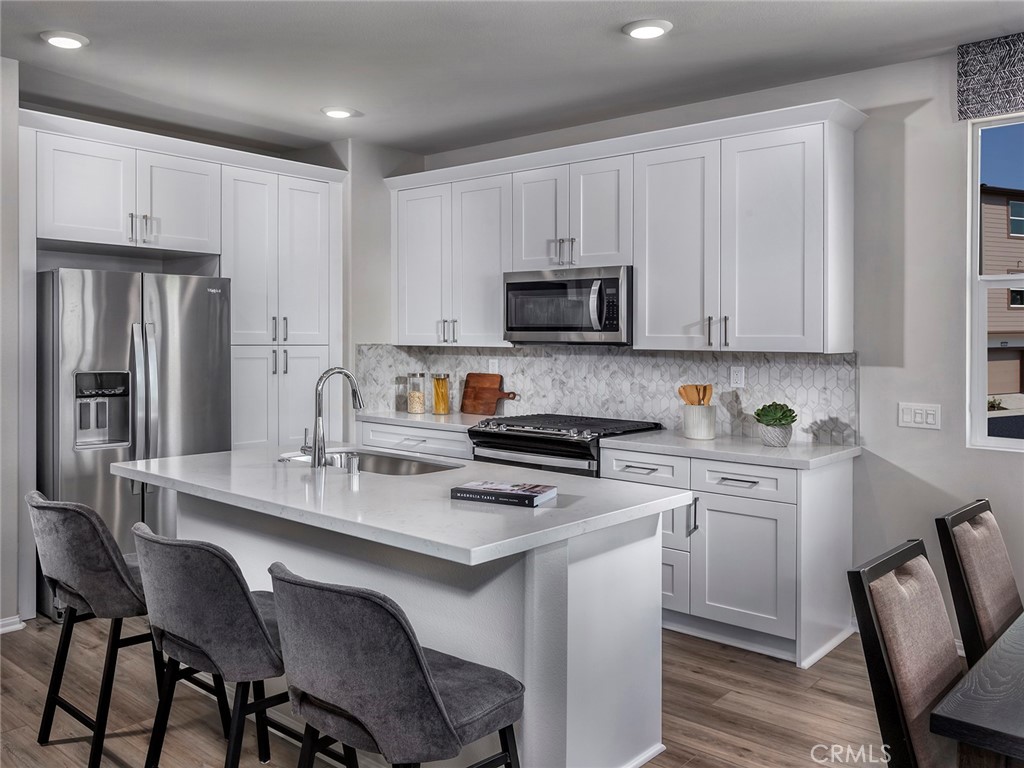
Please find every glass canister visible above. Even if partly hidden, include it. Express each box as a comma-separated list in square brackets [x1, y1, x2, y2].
[432, 373, 451, 415]
[407, 372, 426, 414]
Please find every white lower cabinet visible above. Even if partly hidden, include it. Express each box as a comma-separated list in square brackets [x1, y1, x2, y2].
[689, 492, 797, 639]
[230, 345, 329, 449]
[661, 548, 691, 614]
[357, 420, 473, 460]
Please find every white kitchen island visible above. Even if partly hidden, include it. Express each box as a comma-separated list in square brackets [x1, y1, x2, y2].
[112, 447, 692, 768]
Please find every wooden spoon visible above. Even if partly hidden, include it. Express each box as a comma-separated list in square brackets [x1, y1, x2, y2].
[679, 384, 700, 405]
[702, 384, 713, 405]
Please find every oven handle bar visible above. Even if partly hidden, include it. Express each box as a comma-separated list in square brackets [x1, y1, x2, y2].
[474, 447, 597, 472]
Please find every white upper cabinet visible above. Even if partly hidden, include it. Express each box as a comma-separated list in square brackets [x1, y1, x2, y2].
[512, 156, 632, 271]
[137, 151, 221, 253]
[568, 155, 633, 267]
[222, 170, 330, 346]
[279, 177, 331, 345]
[451, 176, 512, 346]
[222, 167, 279, 346]
[721, 125, 825, 352]
[37, 134, 220, 253]
[396, 184, 452, 345]
[37, 134, 136, 246]
[633, 142, 721, 350]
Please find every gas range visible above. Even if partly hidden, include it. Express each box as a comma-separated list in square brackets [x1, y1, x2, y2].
[468, 414, 662, 477]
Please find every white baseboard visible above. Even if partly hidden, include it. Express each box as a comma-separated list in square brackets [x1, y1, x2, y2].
[0, 616, 26, 634]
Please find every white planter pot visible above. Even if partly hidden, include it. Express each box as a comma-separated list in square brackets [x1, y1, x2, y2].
[758, 424, 793, 447]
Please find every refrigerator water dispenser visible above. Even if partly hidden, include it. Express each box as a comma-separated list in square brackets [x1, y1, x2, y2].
[74, 371, 130, 448]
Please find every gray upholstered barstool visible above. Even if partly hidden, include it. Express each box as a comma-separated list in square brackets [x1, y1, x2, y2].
[133, 523, 288, 768]
[269, 562, 523, 768]
[26, 490, 163, 768]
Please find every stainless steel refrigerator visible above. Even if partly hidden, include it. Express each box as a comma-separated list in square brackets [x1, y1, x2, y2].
[37, 268, 230, 619]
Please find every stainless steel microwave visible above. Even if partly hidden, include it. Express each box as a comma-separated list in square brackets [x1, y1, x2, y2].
[504, 266, 631, 345]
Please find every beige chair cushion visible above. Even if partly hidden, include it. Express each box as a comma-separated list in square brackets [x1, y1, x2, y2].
[952, 511, 1023, 646]
[870, 555, 964, 768]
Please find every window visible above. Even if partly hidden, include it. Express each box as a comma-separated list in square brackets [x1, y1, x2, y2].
[970, 118, 1024, 450]
[1011, 201, 1024, 236]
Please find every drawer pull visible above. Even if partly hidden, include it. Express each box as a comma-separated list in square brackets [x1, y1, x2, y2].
[687, 496, 700, 536]
[398, 437, 427, 445]
[622, 464, 659, 475]
[717, 477, 759, 488]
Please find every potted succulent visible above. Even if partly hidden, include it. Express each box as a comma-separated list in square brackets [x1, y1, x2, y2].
[754, 402, 797, 447]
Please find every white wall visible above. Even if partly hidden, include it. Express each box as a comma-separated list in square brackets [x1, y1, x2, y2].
[425, 54, 1024, 606]
[1, 58, 22, 624]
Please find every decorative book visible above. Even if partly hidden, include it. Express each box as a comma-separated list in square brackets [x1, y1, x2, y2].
[451, 480, 557, 507]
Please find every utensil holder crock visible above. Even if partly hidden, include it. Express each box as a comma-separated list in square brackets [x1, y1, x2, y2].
[683, 405, 716, 440]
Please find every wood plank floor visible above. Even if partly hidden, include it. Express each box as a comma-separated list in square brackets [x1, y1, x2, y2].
[0, 616, 882, 767]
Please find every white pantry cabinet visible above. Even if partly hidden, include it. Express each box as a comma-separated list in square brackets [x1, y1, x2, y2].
[230, 345, 330, 449]
[37, 133, 221, 253]
[635, 124, 842, 352]
[395, 177, 511, 346]
[511, 155, 632, 271]
[222, 168, 330, 346]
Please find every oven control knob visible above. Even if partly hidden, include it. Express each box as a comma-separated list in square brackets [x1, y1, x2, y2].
[568, 428, 578, 438]
[582, 430, 594, 439]
[498, 424, 508, 431]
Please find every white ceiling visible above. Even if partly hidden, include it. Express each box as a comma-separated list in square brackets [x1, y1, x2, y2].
[2, 1, 1022, 156]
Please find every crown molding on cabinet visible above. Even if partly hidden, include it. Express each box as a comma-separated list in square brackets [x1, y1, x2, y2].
[384, 99, 866, 191]
[20, 109, 348, 183]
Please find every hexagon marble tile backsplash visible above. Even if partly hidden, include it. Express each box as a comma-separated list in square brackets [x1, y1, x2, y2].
[355, 345, 859, 445]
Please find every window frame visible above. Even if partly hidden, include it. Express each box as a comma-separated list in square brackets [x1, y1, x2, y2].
[1010, 200, 1024, 237]
[968, 113, 1024, 452]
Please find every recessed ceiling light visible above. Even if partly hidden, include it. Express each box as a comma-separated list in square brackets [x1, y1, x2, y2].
[40, 31, 90, 49]
[622, 20, 673, 40]
[321, 107, 353, 119]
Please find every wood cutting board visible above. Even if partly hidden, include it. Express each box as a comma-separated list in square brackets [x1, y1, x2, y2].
[460, 372, 518, 415]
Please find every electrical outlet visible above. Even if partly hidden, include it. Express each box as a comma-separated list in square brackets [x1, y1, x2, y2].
[488, 359, 500, 374]
[898, 402, 941, 430]
[730, 366, 745, 388]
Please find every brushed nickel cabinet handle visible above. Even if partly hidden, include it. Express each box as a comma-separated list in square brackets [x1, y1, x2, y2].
[272, 349, 277, 375]
[272, 316, 277, 342]
[707, 316, 713, 347]
[557, 238, 565, 265]
[686, 496, 700, 536]
[723, 315, 730, 347]
[441, 319, 449, 343]
[283, 316, 289, 341]
[283, 349, 289, 374]
[569, 237, 577, 265]
[129, 213, 136, 243]
[141, 214, 151, 243]
[452, 319, 458, 344]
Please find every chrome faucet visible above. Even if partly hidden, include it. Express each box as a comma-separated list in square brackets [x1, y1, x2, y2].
[310, 367, 365, 469]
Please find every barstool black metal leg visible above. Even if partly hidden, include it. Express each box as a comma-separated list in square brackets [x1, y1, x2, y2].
[86, 618, 123, 768]
[252, 680, 271, 763]
[212, 674, 232, 739]
[150, 637, 165, 694]
[499, 725, 520, 768]
[297, 724, 320, 768]
[37, 606, 78, 744]
[224, 680, 250, 768]
[145, 657, 180, 768]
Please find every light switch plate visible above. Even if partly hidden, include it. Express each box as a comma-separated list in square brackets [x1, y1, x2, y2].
[488, 359, 500, 374]
[730, 366, 745, 388]
[898, 402, 941, 430]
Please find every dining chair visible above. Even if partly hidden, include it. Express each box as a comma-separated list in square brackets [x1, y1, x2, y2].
[848, 539, 1011, 768]
[935, 499, 1024, 667]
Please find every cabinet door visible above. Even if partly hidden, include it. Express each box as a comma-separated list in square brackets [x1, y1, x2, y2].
[222, 167, 279, 345]
[634, 143, 721, 350]
[511, 166, 568, 271]
[279, 177, 330, 345]
[137, 151, 221, 253]
[37, 134, 136, 245]
[662, 548, 690, 614]
[662, 504, 694, 553]
[396, 185, 451, 345]
[690, 493, 797, 638]
[230, 346, 278, 449]
[451, 176, 512, 347]
[721, 125, 824, 352]
[568, 155, 633, 267]
[278, 346, 330, 446]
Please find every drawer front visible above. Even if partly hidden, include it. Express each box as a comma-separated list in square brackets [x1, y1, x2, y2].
[358, 421, 473, 460]
[690, 459, 796, 504]
[662, 505, 694, 552]
[601, 449, 690, 489]
[662, 548, 690, 614]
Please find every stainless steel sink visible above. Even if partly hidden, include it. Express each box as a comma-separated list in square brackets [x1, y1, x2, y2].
[279, 449, 458, 475]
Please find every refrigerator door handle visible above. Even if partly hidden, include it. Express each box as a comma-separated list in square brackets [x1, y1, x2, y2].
[130, 323, 146, 495]
[144, 322, 159, 494]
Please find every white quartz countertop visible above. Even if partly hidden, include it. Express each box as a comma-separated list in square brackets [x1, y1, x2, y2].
[601, 431, 861, 470]
[356, 411, 488, 432]
[111, 447, 690, 566]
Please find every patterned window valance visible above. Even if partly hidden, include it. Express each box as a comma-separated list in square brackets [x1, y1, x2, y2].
[957, 32, 1024, 120]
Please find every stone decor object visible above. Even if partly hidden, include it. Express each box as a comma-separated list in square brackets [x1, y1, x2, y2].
[957, 32, 1024, 120]
[754, 402, 797, 447]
